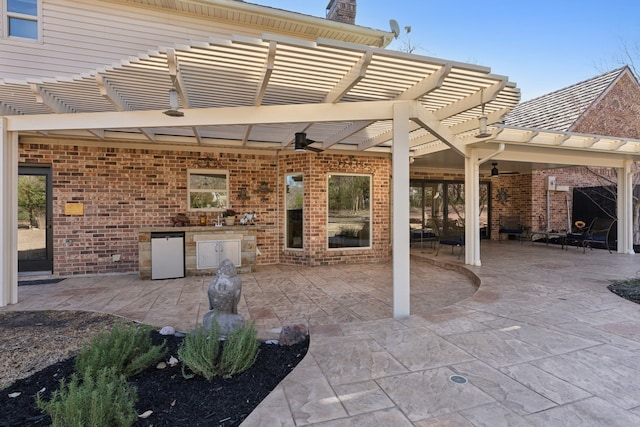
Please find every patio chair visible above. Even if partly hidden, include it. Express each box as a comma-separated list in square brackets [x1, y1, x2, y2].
[570, 217, 616, 253]
[410, 219, 438, 248]
[499, 216, 526, 243]
[435, 224, 464, 258]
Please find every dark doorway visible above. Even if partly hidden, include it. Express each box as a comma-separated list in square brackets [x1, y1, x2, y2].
[18, 165, 53, 273]
[572, 186, 617, 250]
[572, 186, 616, 225]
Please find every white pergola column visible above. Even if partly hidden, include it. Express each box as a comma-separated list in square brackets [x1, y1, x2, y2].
[0, 118, 18, 306]
[392, 102, 410, 318]
[617, 160, 635, 254]
[464, 150, 481, 266]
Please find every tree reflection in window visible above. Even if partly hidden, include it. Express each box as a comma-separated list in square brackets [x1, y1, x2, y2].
[286, 174, 303, 249]
[188, 169, 228, 211]
[328, 174, 371, 248]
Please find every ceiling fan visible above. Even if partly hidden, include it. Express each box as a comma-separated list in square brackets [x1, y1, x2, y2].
[294, 132, 323, 153]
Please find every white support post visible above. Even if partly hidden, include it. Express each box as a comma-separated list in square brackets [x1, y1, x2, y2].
[392, 102, 411, 319]
[618, 161, 634, 254]
[0, 119, 19, 306]
[464, 151, 481, 266]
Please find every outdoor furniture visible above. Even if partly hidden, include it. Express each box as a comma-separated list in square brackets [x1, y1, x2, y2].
[436, 225, 464, 258]
[499, 216, 527, 243]
[530, 230, 568, 249]
[410, 228, 438, 248]
[568, 217, 616, 253]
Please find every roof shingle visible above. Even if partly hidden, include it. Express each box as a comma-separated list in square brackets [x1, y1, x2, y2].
[504, 67, 627, 131]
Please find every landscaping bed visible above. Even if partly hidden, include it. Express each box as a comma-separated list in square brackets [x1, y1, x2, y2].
[0, 311, 308, 426]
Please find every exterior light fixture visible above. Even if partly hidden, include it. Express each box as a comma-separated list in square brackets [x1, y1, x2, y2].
[490, 162, 499, 177]
[163, 88, 184, 117]
[476, 88, 491, 138]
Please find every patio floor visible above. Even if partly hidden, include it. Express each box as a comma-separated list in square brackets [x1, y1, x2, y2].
[5, 240, 640, 426]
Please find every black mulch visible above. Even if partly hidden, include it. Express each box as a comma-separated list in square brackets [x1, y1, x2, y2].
[608, 279, 640, 305]
[0, 331, 309, 427]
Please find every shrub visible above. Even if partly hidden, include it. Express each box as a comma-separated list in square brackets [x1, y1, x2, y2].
[219, 322, 260, 378]
[178, 322, 222, 381]
[75, 322, 167, 378]
[36, 367, 137, 427]
[179, 320, 259, 380]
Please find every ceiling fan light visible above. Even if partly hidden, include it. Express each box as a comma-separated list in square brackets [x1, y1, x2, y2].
[295, 132, 307, 152]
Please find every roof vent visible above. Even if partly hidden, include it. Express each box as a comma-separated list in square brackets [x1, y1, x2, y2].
[326, 0, 356, 24]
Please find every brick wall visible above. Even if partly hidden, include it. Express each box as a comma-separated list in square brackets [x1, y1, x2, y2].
[572, 72, 640, 139]
[19, 140, 391, 276]
[279, 152, 391, 266]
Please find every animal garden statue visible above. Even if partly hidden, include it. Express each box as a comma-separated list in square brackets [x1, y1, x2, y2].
[203, 258, 244, 334]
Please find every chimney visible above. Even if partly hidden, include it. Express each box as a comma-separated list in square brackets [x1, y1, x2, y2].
[326, 0, 356, 25]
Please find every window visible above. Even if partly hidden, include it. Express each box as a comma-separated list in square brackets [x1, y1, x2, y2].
[5, 0, 39, 39]
[327, 174, 371, 249]
[187, 169, 229, 212]
[285, 174, 303, 249]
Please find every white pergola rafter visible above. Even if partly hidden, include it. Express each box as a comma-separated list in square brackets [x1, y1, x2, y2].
[167, 48, 203, 144]
[96, 73, 157, 142]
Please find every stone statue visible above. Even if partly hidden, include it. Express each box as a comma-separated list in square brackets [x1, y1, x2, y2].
[203, 258, 244, 335]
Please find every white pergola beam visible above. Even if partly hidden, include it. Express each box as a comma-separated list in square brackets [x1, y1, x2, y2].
[324, 50, 372, 103]
[396, 64, 452, 101]
[411, 103, 466, 156]
[433, 80, 506, 121]
[6, 100, 403, 132]
[254, 41, 276, 105]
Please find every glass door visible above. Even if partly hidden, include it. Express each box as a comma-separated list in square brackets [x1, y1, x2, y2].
[18, 165, 53, 272]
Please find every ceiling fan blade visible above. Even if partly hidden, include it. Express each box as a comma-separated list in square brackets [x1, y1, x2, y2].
[305, 144, 323, 153]
[294, 132, 323, 152]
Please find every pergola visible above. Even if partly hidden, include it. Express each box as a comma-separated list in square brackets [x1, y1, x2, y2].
[2, 34, 639, 315]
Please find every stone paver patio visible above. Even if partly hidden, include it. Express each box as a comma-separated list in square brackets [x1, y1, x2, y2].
[5, 240, 640, 426]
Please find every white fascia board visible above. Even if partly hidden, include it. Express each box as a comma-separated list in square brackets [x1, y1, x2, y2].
[496, 144, 638, 168]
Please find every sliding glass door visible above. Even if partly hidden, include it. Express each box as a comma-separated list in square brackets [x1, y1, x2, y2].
[410, 180, 490, 237]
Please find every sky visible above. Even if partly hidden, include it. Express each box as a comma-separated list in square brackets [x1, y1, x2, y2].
[248, 0, 640, 101]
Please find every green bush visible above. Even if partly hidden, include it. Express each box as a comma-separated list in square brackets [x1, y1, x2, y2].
[179, 320, 259, 380]
[36, 367, 137, 427]
[219, 322, 260, 378]
[75, 321, 167, 378]
[178, 322, 222, 381]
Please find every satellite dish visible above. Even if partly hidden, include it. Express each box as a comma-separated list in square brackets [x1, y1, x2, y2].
[389, 19, 400, 39]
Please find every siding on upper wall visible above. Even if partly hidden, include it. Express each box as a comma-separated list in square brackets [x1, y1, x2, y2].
[0, 0, 268, 80]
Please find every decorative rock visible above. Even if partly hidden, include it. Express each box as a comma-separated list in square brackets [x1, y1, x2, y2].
[265, 339, 279, 345]
[159, 326, 175, 336]
[203, 259, 245, 335]
[156, 361, 167, 369]
[138, 410, 153, 419]
[168, 356, 179, 367]
[278, 323, 308, 346]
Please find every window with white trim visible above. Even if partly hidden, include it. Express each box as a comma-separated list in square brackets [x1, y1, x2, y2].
[187, 169, 229, 212]
[5, 0, 39, 40]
